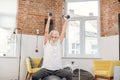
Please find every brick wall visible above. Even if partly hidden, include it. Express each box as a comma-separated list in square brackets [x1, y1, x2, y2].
[17, 0, 120, 36]
[101, 0, 120, 36]
[17, 0, 64, 35]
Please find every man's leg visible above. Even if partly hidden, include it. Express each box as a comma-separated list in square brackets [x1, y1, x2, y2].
[54, 69, 72, 80]
[32, 68, 52, 80]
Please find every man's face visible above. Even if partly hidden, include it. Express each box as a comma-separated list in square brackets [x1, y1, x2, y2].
[50, 33, 58, 42]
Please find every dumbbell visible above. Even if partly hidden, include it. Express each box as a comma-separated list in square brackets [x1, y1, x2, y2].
[48, 13, 70, 19]
[48, 12, 52, 16]
[62, 15, 70, 19]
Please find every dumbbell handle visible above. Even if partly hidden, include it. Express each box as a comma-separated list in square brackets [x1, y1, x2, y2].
[62, 15, 70, 19]
[48, 12, 52, 16]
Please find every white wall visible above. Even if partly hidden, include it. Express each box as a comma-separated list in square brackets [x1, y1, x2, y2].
[0, 57, 19, 80]
[0, 34, 119, 80]
[0, 34, 44, 80]
[19, 35, 44, 80]
[100, 35, 119, 60]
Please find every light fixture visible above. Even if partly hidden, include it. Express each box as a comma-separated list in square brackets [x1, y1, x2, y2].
[35, 29, 40, 53]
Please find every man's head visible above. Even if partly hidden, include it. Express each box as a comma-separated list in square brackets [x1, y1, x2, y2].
[49, 30, 59, 42]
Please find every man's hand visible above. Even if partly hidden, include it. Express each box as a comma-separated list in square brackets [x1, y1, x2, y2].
[63, 15, 70, 20]
[48, 13, 52, 19]
[48, 13, 52, 16]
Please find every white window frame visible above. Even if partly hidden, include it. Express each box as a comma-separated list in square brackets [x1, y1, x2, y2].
[0, 0, 18, 57]
[63, 0, 101, 58]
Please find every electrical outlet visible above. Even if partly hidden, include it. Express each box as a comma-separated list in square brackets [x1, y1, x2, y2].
[71, 61, 75, 65]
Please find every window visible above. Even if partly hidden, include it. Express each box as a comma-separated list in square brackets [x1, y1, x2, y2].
[64, 0, 100, 58]
[0, 0, 18, 57]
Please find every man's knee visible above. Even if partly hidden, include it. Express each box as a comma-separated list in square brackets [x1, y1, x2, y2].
[32, 68, 50, 80]
[68, 71, 72, 76]
[59, 69, 72, 80]
[67, 72, 72, 77]
[64, 70, 72, 76]
[64, 70, 72, 80]
[32, 75, 39, 80]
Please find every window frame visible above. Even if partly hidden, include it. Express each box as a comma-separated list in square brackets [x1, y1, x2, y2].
[63, 0, 101, 58]
[0, 0, 18, 57]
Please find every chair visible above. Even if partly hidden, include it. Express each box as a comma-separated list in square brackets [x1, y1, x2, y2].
[93, 60, 120, 80]
[25, 57, 43, 80]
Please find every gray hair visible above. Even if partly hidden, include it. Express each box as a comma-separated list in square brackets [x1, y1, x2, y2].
[49, 30, 59, 37]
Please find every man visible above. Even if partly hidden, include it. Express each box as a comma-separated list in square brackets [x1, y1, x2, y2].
[32, 14, 72, 80]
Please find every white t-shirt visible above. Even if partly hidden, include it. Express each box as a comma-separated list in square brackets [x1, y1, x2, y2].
[42, 39, 62, 70]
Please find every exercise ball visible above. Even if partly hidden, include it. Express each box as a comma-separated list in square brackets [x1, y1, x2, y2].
[43, 75, 62, 80]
